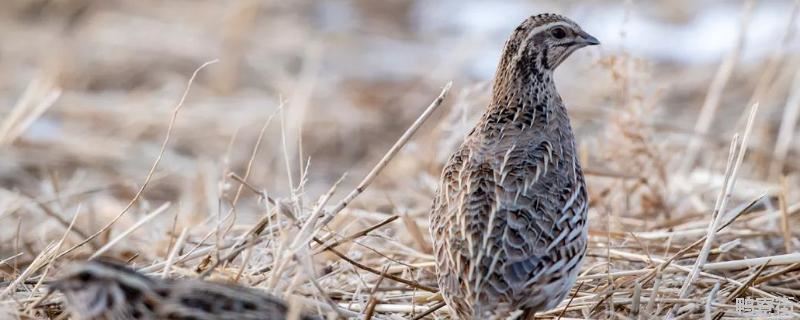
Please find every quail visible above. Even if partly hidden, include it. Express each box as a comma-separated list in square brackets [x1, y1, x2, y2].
[51, 260, 317, 320]
[429, 13, 598, 319]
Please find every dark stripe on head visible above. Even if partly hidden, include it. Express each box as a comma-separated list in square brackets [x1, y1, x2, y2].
[540, 47, 550, 69]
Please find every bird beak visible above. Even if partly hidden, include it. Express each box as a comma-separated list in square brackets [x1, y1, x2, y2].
[577, 31, 600, 46]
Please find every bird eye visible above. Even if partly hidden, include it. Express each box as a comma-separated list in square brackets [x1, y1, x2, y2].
[551, 27, 567, 39]
[76, 271, 93, 282]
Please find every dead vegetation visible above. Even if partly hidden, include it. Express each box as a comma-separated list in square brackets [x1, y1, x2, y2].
[1, 0, 800, 319]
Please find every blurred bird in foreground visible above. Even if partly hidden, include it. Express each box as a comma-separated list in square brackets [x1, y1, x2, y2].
[52, 260, 317, 320]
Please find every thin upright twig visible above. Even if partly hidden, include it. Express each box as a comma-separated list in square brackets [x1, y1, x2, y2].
[59, 60, 218, 258]
[323, 82, 452, 226]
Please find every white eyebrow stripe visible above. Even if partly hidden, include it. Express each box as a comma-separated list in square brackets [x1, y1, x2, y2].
[511, 21, 574, 64]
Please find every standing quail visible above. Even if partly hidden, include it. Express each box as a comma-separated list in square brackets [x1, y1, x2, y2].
[430, 13, 598, 319]
[51, 260, 318, 320]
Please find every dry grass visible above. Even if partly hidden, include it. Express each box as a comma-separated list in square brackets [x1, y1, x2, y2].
[2, 1, 800, 319]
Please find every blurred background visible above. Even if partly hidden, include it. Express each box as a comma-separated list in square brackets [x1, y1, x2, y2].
[1, 0, 800, 318]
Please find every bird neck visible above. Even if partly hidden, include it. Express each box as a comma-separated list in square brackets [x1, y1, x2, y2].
[491, 68, 558, 111]
[478, 66, 568, 134]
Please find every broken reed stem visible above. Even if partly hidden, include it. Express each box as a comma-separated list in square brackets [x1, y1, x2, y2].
[59, 60, 218, 259]
[323, 82, 452, 226]
[677, 102, 759, 301]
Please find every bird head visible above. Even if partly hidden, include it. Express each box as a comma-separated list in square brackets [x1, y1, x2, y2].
[504, 13, 599, 71]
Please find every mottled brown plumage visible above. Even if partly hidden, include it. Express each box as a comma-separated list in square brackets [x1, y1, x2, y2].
[429, 13, 598, 319]
[52, 260, 316, 320]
